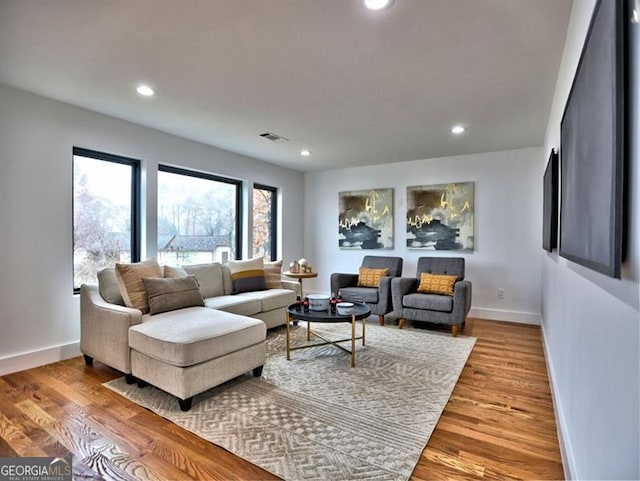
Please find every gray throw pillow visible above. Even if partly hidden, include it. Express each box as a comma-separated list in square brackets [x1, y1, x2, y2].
[97, 268, 125, 306]
[142, 276, 205, 315]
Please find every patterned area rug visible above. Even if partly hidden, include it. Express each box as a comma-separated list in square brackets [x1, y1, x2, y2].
[104, 322, 475, 481]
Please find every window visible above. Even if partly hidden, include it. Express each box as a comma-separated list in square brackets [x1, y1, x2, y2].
[253, 183, 277, 261]
[158, 166, 241, 266]
[73, 147, 140, 292]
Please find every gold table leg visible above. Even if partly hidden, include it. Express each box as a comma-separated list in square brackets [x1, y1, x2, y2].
[362, 317, 366, 346]
[351, 313, 356, 368]
[286, 311, 291, 361]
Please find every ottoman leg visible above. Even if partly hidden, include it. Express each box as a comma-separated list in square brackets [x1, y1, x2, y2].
[83, 354, 93, 366]
[253, 365, 264, 377]
[137, 379, 148, 388]
[125, 374, 136, 384]
[179, 397, 193, 412]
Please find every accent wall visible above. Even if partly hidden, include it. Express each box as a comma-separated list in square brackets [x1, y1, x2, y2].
[303, 146, 544, 325]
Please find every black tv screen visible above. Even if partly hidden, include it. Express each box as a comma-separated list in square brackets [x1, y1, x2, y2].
[543, 149, 558, 252]
[559, 0, 626, 278]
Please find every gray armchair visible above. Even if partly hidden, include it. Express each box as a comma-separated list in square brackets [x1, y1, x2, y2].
[391, 257, 471, 336]
[330, 255, 403, 325]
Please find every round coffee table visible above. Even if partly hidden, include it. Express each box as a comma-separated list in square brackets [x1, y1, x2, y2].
[286, 303, 371, 368]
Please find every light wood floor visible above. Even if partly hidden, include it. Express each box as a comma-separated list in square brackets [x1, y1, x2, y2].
[0, 317, 564, 480]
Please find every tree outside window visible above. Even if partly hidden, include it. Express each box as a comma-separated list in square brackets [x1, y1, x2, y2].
[73, 148, 139, 291]
[253, 184, 277, 261]
[158, 166, 241, 266]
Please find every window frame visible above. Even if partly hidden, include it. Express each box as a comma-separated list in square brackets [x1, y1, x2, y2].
[158, 165, 243, 261]
[72, 146, 141, 294]
[253, 183, 278, 262]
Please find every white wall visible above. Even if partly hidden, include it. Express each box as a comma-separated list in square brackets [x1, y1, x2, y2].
[541, 1, 640, 479]
[0, 84, 305, 375]
[303, 147, 543, 324]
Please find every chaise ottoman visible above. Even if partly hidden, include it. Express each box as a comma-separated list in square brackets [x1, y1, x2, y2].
[128, 306, 266, 411]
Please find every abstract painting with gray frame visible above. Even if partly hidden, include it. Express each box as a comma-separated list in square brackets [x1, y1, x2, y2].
[406, 182, 474, 251]
[339, 188, 393, 249]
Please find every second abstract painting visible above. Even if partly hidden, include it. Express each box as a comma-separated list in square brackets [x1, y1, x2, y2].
[406, 182, 474, 251]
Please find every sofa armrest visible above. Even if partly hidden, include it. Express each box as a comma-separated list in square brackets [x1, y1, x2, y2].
[330, 273, 359, 294]
[281, 280, 301, 297]
[80, 284, 142, 373]
[376, 276, 394, 315]
[391, 277, 419, 313]
[452, 280, 472, 325]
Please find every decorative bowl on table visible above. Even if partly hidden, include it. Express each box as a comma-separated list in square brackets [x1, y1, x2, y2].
[307, 294, 330, 311]
[336, 302, 355, 315]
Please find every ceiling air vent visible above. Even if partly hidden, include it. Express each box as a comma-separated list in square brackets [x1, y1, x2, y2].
[259, 132, 289, 143]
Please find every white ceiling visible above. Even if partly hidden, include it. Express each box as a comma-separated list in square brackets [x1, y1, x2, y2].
[0, 0, 572, 172]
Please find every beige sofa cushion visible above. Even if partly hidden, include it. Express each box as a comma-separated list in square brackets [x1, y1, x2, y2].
[164, 265, 188, 278]
[182, 263, 225, 298]
[115, 259, 163, 313]
[130, 307, 265, 367]
[236, 288, 296, 312]
[204, 296, 261, 316]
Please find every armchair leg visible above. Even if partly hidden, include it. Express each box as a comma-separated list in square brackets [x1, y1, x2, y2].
[451, 325, 459, 337]
[398, 318, 406, 329]
[378, 315, 385, 326]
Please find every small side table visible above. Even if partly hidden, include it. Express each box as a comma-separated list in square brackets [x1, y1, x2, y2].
[283, 271, 318, 297]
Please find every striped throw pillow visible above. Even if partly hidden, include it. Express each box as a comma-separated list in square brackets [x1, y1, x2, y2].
[264, 260, 283, 289]
[114, 259, 163, 313]
[228, 257, 266, 294]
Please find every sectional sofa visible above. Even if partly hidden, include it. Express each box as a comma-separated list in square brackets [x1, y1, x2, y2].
[80, 260, 298, 410]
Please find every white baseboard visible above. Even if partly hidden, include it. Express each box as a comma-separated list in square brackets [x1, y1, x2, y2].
[469, 307, 541, 325]
[0, 341, 81, 377]
[540, 321, 577, 480]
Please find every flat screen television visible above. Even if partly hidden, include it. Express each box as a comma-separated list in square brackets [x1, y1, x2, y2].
[542, 149, 558, 252]
[559, 0, 626, 278]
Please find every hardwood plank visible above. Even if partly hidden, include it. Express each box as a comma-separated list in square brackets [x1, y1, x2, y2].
[0, 436, 18, 457]
[0, 317, 564, 480]
[0, 411, 48, 456]
[15, 400, 170, 481]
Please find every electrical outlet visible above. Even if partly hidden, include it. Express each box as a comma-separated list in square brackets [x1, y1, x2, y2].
[497, 288, 505, 299]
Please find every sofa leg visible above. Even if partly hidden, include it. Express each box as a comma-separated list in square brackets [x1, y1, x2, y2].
[83, 354, 93, 366]
[179, 397, 193, 412]
[452, 325, 459, 337]
[137, 379, 149, 388]
[398, 318, 406, 329]
[253, 365, 264, 377]
[378, 315, 385, 326]
[125, 374, 136, 385]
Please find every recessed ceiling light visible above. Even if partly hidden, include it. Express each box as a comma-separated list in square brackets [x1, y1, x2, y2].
[136, 85, 155, 97]
[362, 0, 394, 11]
[300, 149, 311, 157]
[451, 125, 465, 135]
